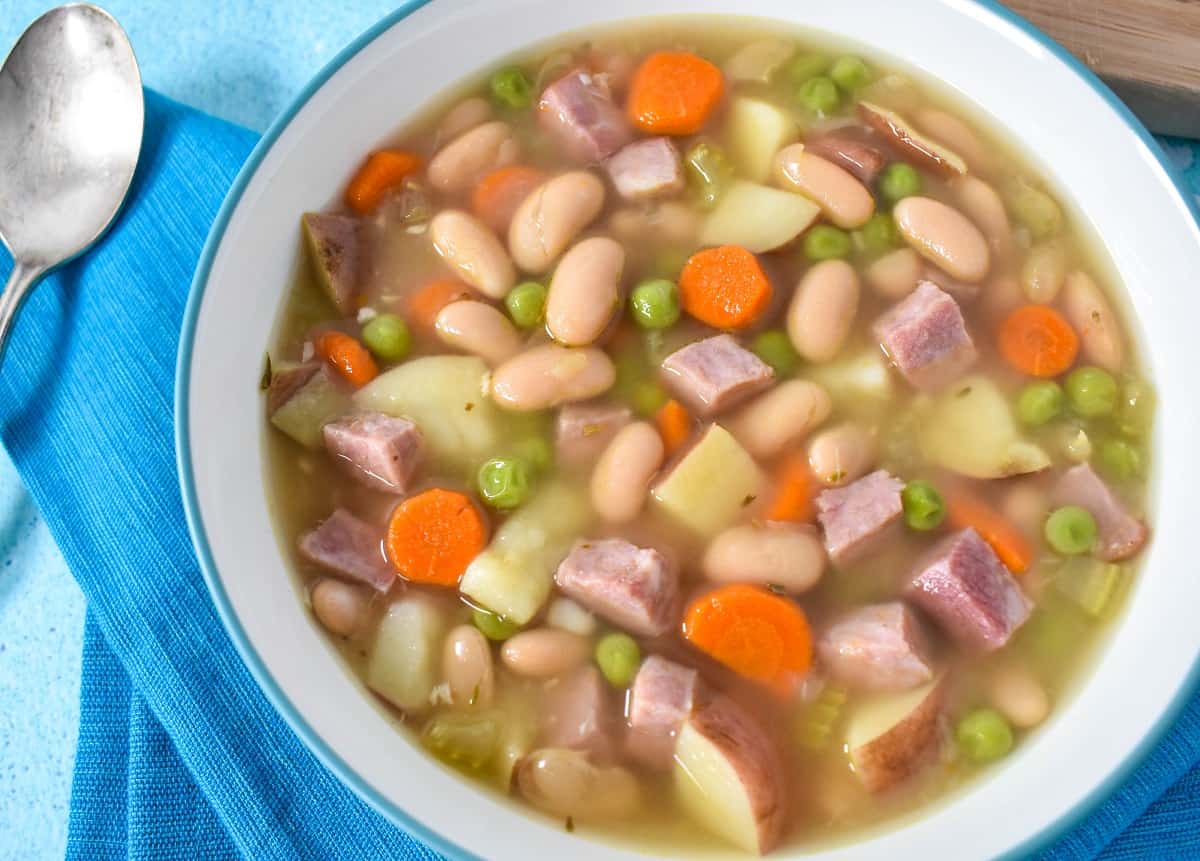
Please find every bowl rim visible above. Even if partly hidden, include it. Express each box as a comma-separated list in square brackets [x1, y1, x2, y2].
[175, 2, 1200, 858]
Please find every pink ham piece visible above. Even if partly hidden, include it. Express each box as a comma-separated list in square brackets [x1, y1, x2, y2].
[322, 412, 422, 494]
[537, 69, 632, 163]
[804, 134, 887, 184]
[301, 212, 361, 314]
[543, 666, 614, 757]
[298, 508, 394, 593]
[555, 401, 632, 466]
[267, 361, 324, 415]
[554, 538, 678, 637]
[1052, 463, 1149, 561]
[605, 137, 684, 200]
[873, 281, 978, 391]
[815, 470, 904, 565]
[626, 655, 701, 769]
[817, 602, 935, 691]
[904, 528, 1032, 651]
[660, 334, 775, 417]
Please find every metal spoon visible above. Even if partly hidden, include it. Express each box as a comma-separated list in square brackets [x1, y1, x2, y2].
[0, 4, 143, 364]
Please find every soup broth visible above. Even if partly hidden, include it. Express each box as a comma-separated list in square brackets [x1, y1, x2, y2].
[264, 16, 1154, 856]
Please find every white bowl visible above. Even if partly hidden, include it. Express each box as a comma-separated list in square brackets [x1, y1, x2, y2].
[177, 1, 1200, 858]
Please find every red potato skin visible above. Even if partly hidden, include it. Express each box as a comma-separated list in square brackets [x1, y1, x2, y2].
[849, 680, 946, 794]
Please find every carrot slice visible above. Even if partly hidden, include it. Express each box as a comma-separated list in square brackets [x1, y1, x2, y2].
[998, 305, 1080, 378]
[471, 165, 545, 233]
[405, 277, 473, 333]
[655, 399, 692, 456]
[385, 488, 488, 587]
[679, 245, 772, 330]
[345, 149, 422, 215]
[683, 584, 813, 693]
[315, 331, 378, 388]
[627, 51, 725, 135]
[765, 454, 813, 523]
[946, 491, 1033, 573]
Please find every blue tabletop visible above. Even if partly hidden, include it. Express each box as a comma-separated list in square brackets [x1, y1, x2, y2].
[0, 3, 1196, 859]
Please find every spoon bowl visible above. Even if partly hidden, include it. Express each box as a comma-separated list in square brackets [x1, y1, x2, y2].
[0, 3, 143, 361]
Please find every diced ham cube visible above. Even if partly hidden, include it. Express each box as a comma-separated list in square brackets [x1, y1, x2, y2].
[817, 602, 935, 691]
[625, 655, 702, 769]
[804, 134, 887, 184]
[605, 137, 684, 200]
[555, 401, 632, 466]
[1053, 463, 1149, 561]
[873, 281, 977, 391]
[322, 412, 422, 494]
[660, 335, 775, 417]
[816, 470, 904, 565]
[301, 213, 361, 314]
[904, 528, 1032, 651]
[537, 70, 632, 163]
[298, 508, 394, 593]
[554, 539, 678, 637]
[543, 666, 614, 757]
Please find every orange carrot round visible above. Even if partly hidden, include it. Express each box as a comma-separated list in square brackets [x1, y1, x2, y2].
[471, 165, 545, 233]
[683, 584, 813, 692]
[765, 454, 813, 523]
[316, 331, 378, 388]
[405, 277, 473, 333]
[345, 149, 422, 215]
[386, 488, 488, 587]
[998, 305, 1080, 378]
[655, 399, 692, 456]
[946, 491, 1033, 573]
[627, 51, 725, 135]
[679, 245, 772, 330]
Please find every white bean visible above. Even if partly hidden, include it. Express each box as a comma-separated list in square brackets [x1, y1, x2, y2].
[808, 422, 875, 486]
[951, 175, 1011, 250]
[774, 144, 875, 229]
[703, 523, 826, 592]
[1021, 241, 1067, 304]
[546, 597, 598, 637]
[591, 421, 664, 523]
[865, 247, 923, 299]
[490, 345, 615, 411]
[726, 380, 832, 459]
[1002, 482, 1049, 537]
[500, 628, 590, 678]
[787, 260, 860, 362]
[546, 237, 624, 346]
[894, 196, 991, 283]
[517, 748, 640, 820]
[430, 210, 516, 299]
[427, 120, 519, 193]
[989, 664, 1050, 728]
[437, 96, 493, 144]
[508, 171, 606, 273]
[608, 201, 701, 245]
[442, 624, 495, 708]
[1062, 271, 1123, 371]
[914, 108, 995, 174]
[310, 579, 368, 637]
[435, 300, 523, 366]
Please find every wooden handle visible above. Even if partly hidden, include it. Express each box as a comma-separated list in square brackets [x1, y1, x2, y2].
[1003, 0, 1200, 137]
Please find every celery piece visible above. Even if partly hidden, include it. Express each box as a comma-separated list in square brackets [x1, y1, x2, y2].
[1054, 557, 1123, 618]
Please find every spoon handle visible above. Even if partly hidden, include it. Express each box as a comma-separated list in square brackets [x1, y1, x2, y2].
[0, 260, 45, 366]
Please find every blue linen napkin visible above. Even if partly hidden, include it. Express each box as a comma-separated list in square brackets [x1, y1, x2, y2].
[1, 88, 1199, 860]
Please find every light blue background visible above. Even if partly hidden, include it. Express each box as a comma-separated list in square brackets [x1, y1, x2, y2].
[0, 3, 1198, 859]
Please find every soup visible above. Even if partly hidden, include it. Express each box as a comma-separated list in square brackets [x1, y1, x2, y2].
[264, 18, 1154, 856]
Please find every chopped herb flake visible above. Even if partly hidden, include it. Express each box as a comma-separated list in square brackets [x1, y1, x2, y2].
[766, 583, 786, 595]
[259, 353, 272, 391]
[565, 816, 575, 833]
[465, 402, 475, 412]
[742, 494, 757, 507]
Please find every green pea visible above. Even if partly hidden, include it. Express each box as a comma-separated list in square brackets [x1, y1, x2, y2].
[360, 313, 411, 362]
[855, 213, 899, 256]
[829, 55, 871, 90]
[1008, 178, 1062, 240]
[797, 76, 840, 115]
[1117, 377, 1155, 438]
[786, 53, 830, 84]
[629, 279, 681, 329]
[956, 709, 1013, 763]
[630, 379, 668, 417]
[490, 66, 533, 109]
[878, 163, 922, 204]
[751, 330, 800, 377]
[1044, 505, 1098, 555]
[901, 480, 946, 531]
[504, 281, 548, 328]
[477, 456, 533, 510]
[685, 140, 733, 210]
[804, 224, 852, 260]
[471, 607, 520, 641]
[512, 436, 553, 474]
[1098, 438, 1141, 480]
[1066, 366, 1118, 418]
[1016, 381, 1065, 427]
[595, 632, 641, 688]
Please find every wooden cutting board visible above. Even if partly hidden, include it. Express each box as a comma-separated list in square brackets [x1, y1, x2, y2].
[1002, 0, 1200, 137]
